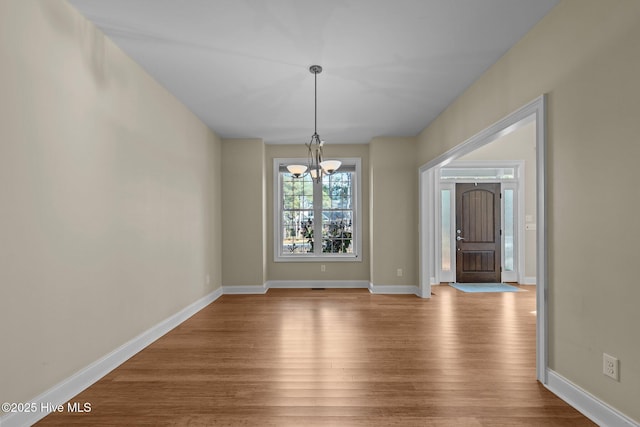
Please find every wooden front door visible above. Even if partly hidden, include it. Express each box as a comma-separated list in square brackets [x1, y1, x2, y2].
[455, 183, 501, 283]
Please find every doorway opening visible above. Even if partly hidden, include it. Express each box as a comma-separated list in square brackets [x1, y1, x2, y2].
[438, 158, 531, 284]
[418, 95, 547, 383]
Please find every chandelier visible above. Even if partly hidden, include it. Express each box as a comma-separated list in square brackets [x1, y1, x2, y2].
[287, 65, 341, 183]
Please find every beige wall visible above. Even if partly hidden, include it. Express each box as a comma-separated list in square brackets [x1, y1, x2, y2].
[369, 137, 418, 286]
[221, 139, 266, 286]
[417, 0, 640, 421]
[458, 120, 537, 280]
[228, 138, 418, 288]
[0, 0, 222, 404]
[227, 139, 419, 287]
[265, 144, 370, 281]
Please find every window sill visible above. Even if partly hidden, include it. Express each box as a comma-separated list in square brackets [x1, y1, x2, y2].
[274, 255, 361, 263]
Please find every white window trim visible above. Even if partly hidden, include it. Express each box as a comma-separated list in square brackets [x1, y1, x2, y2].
[273, 157, 362, 262]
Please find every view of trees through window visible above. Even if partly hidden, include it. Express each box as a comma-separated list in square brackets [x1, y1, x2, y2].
[281, 171, 354, 255]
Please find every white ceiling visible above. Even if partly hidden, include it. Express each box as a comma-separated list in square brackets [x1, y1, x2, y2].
[68, 0, 558, 144]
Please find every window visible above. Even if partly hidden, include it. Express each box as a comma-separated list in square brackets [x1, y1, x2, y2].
[441, 189, 452, 272]
[440, 167, 516, 180]
[274, 158, 361, 261]
[503, 188, 515, 272]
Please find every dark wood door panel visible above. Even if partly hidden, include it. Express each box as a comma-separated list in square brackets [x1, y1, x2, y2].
[456, 183, 501, 283]
[462, 251, 496, 272]
[461, 189, 495, 242]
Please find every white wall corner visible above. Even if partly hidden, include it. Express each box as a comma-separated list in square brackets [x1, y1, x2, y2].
[415, 286, 432, 299]
[0, 288, 223, 427]
[546, 369, 639, 427]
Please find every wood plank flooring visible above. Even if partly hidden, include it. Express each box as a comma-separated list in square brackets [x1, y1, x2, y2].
[37, 286, 595, 426]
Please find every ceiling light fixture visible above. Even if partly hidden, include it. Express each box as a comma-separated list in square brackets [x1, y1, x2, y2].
[287, 65, 341, 183]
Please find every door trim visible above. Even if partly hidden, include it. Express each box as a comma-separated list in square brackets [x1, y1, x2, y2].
[437, 160, 526, 284]
[418, 94, 547, 384]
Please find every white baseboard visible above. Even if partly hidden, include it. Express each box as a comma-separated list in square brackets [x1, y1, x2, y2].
[0, 288, 223, 427]
[522, 276, 537, 285]
[266, 280, 423, 297]
[369, 283, 421, 296]
[266, 280, 369, 289]
[221, 284, 268, 294]
[546, 369, 639, 427]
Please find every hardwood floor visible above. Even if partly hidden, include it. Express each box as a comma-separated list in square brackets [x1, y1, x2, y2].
[38, 286, 594, 426]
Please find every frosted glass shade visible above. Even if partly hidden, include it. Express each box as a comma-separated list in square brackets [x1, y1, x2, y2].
[286, 164, 307, 177]
[320, 160, 342, 174]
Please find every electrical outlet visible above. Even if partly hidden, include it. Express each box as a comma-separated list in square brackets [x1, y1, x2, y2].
[321, 264, 326, 272]
[603, 353, 619, 381]
[397, 268, 403, 277]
